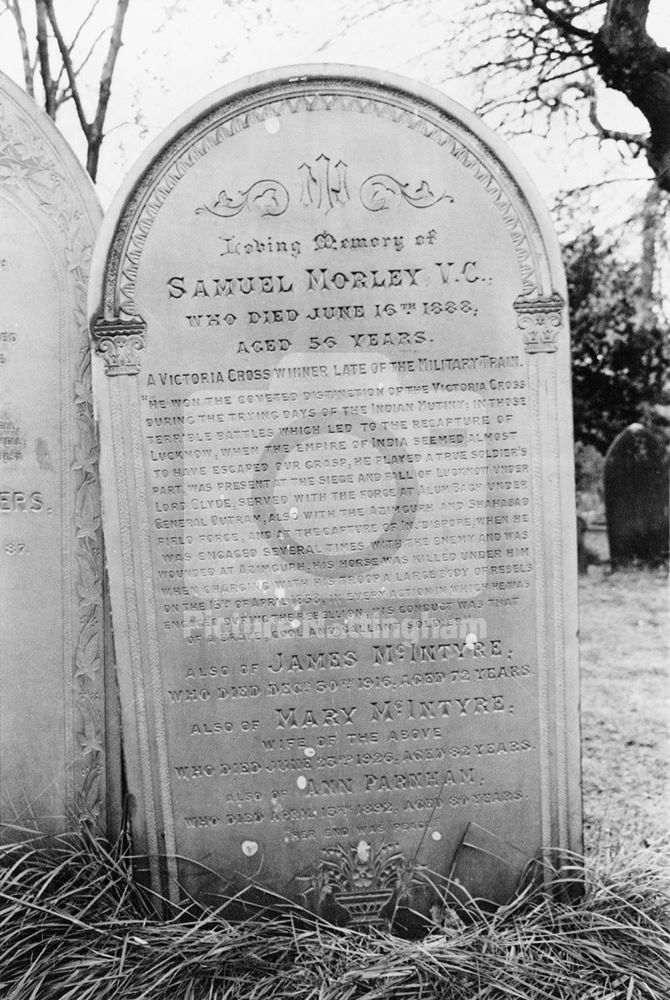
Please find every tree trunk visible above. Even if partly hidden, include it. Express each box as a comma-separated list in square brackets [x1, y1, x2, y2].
[593, 0, 670, 191]
[640, 181, 660, 324]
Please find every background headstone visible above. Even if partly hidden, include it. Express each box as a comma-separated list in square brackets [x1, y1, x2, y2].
[0, 71, 117, 837]
[89, 67, 580, 916]
[604, 423, 669, 569]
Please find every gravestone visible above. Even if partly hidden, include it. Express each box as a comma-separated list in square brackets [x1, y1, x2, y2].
[0, 71, 116, 836]
[89, 67, 581, 918]
[604, 423, 669, 569]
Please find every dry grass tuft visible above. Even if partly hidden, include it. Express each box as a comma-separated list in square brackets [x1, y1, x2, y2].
[0, 829, 668, 999]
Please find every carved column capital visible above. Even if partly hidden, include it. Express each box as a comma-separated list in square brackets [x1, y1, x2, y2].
[91, 317, 146, 376]
[514, 294, 564, 354]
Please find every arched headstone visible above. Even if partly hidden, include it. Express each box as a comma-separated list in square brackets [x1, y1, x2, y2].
[89, 67, 581, 916]
[604, 423, 669, 568]
[0, 71, 117, 837]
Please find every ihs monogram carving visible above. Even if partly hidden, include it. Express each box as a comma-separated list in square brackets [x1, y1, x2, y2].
[299, 154, 349, 212]
[110, 91, 541, 318]
[514, 294, 564, 353]
[92, 317, 146, 376]
[194, 155, 451, 220]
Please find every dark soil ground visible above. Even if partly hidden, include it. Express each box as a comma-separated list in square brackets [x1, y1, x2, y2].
[579, 537, 669, 853]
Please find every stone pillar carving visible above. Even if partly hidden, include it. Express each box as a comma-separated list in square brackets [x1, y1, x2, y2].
[514, 293, 564, 354]
[91, 317, 146, 376]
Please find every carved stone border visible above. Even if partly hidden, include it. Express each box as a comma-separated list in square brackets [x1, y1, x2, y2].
[89, 69, 579, 900]
[0, 81, 105, 825]
[98, 77, 559, 328]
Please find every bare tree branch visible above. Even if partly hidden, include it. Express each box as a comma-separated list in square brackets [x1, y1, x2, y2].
[35, 0, 56, 117]
[51, 0, 104, 96]
[593, 0, 670, 188]
[3, 0, 130, 181]
[69, 0, 103, 54]
[44, 0, 90, 138]
[86, 0, 129, 180]
[2, 1, 34, 97]
[552, 78, 648, 147]
[75, 26, 109, 78]
[529, 0, 597, 40]
[315, 0, 413, 54]
[55, 26, 110, 109]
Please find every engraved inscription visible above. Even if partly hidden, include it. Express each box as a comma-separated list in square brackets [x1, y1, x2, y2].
[1, 75, 105, 829]
[90, 71, 578, 911]
[0, 416, 26, 462]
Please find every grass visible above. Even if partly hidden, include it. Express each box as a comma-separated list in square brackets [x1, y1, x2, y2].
[578, 566, 669, 851]
[0, 827, 669, 999]
[0, 568, 667, 997]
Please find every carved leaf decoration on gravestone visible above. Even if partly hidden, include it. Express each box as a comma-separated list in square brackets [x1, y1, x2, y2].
[0, 70, 115, 835]
[89, 67, 580, 918]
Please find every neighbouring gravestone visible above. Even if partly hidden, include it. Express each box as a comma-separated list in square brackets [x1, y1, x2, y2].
[0, 72, 117, 837]
[89, 67, 581, 920]
[604, 423, 669, 569]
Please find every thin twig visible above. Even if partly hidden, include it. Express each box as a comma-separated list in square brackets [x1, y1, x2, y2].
[3, 0, 34, 97]
[44, 0, 90, 135]
[87, 0, 130, 180]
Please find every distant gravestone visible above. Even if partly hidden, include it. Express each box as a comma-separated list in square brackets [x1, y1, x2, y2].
[0, 72, 116, 836]
[89, 67, 580, 918]
[604, 423, 669, 568]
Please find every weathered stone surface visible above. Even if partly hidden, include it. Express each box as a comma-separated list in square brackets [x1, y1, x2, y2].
[0, 71, 115, 836]
[604, 423, 669, 568]
[89, 67, 581, 918]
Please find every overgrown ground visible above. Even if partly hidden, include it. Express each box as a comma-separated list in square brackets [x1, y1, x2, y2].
[0, 560, 668, 999]
[579, 560, 669, 852]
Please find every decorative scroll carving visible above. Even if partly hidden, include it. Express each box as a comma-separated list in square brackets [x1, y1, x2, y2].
[514, 293, 564, 354]
[109, 90, 542, 319]
[360, 173, 451, 212]
[195, 179, 289, 218]
[92, 317, 146, 376]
